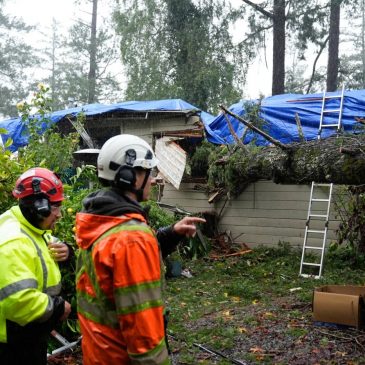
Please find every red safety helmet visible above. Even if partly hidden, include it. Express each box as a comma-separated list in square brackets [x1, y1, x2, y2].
[12, 167, 64, 203]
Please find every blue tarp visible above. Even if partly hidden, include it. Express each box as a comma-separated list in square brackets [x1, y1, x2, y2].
[2, 91, 365, 151]
[205, 90, 365, 145]
[0, 99, 207, 152]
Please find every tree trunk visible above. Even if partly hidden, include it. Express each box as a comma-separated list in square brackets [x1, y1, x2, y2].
[88, 0, 98, 104]
[209, 135, 365, 196]
[326, 0, 341, 92]
[272, 0, 286, 95]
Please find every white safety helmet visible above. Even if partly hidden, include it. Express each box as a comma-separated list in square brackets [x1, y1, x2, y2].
[97, 134, 159, 183]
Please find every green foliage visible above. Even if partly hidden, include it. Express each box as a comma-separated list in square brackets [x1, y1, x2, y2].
[51, 166, 101, 339]
[16, 84, 80, 173]
[0, 84, 79, 214]
[327, 242, 365, 268]
[286, 326, 308, 338]
[144, 201, 209, 259]
[190, 140, 217, 177]
[143, 201, 210, 259]
[41, 17, 121, 108]
[178, 233, 211, 261]
[114, 0, 242, 113]
[243, 99, 266, 129]
[207, 143, 265, 196]
[206, 145, 230, 190]
[143, 200, 176, 230]
[0, 4, 40, 117]
[333, 185, 365, 255]
[114, 0, 174, 102]
[203, 100, 276, 196]
[0, 146, 30, 214]
[69, 164, 100, 191]
[285, 62, 309, 94]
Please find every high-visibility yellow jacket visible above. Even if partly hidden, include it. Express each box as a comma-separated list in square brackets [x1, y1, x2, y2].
[76, 211, 170, 365]
[0, 206, 62, 343]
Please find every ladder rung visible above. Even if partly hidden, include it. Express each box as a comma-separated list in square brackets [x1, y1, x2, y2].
[320, 124, 341, 128]
[323, 109, 341, 113]
[307, 229, 326, 234]
[304, 246, 323, 250]
[324, 95, 342, 100]
[302, 262, 321, 267]
[311, 198, 330, 202]
[300, 274, 321, 279]
[312, 183, 332, 187]
[309, 214, 328, 218]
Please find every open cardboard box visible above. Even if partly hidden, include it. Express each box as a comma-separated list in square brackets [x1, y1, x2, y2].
[313, 285, 365, 328]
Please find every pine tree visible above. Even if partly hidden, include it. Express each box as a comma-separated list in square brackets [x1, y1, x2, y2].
[40, 1, 122, 108]
[114, 0, 242, 113]
[0, 1, 40, 117]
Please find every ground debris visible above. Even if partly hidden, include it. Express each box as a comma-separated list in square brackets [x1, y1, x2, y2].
[169, 296, 365, 364]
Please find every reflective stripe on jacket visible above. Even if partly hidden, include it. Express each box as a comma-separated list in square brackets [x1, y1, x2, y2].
[0, 206, 62, 342]
[76, 212, 170, 365]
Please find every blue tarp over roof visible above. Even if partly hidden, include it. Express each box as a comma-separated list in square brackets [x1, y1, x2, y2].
[2, 91, 365, 151]
[205, 89, 365, 145]
[0, 99, 209, 152]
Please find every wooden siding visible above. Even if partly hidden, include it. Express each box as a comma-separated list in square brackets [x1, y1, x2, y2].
[60, 112, 200, 148]
[160, 182, 213, 213]
[119, 115, 200, 146]
[160, 180, 343, 249]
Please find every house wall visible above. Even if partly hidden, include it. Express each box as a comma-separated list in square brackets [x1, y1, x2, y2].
[160, 180, 342, 249]
[118, 115, 200, 146]
[64, 112, 200, 149]
[79, 113, 344, 250]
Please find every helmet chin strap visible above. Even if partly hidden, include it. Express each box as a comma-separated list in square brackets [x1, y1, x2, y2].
[134, 169, 151, 202]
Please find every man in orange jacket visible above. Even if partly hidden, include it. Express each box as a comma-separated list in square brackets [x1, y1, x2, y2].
[75, 134, 205, 364]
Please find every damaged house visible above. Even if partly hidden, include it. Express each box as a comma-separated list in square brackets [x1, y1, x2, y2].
[2, 91, 365, 265]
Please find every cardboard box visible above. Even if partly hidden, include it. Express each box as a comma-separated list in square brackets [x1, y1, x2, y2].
[313, 285, 365, 328]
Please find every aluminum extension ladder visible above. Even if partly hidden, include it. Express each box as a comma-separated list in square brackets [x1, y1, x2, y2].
[299, 85, 345, 279]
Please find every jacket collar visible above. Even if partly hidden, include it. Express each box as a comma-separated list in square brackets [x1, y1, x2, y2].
[11, 205, 52, 237]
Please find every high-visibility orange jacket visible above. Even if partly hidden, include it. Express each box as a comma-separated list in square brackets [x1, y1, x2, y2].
[76, 189, 178, 365]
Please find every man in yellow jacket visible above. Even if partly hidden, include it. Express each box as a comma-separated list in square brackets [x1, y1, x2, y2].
[0, 167, 72, 365]
[76, 135, 205, 364]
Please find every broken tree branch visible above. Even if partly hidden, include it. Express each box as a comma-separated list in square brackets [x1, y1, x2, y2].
[295, 113, 305, 142]
[340, 147, 361, 156]
[219, 105, 291, 151]
[241, 0, 273, 19]
[306, 35, 330, 94]
[222, 112, 247, 150]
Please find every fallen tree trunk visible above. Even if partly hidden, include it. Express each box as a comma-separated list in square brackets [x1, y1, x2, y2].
[208, 134, 365, 196]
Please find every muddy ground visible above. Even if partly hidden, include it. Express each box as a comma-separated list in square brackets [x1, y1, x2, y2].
[169, 296, 365, 364]
[48, 296, 365, 364]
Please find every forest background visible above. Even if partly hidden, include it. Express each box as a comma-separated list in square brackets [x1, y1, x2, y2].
[1, 0, 364, 120]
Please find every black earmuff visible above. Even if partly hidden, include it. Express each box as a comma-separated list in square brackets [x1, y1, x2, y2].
[114, 166, 136, 187]
[113, 149, 137, 189]
[31, 178, 51, 218]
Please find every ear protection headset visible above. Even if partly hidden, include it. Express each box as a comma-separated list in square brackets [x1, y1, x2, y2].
[114, 149, 137, 189]
[31, 178, 52, 218]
